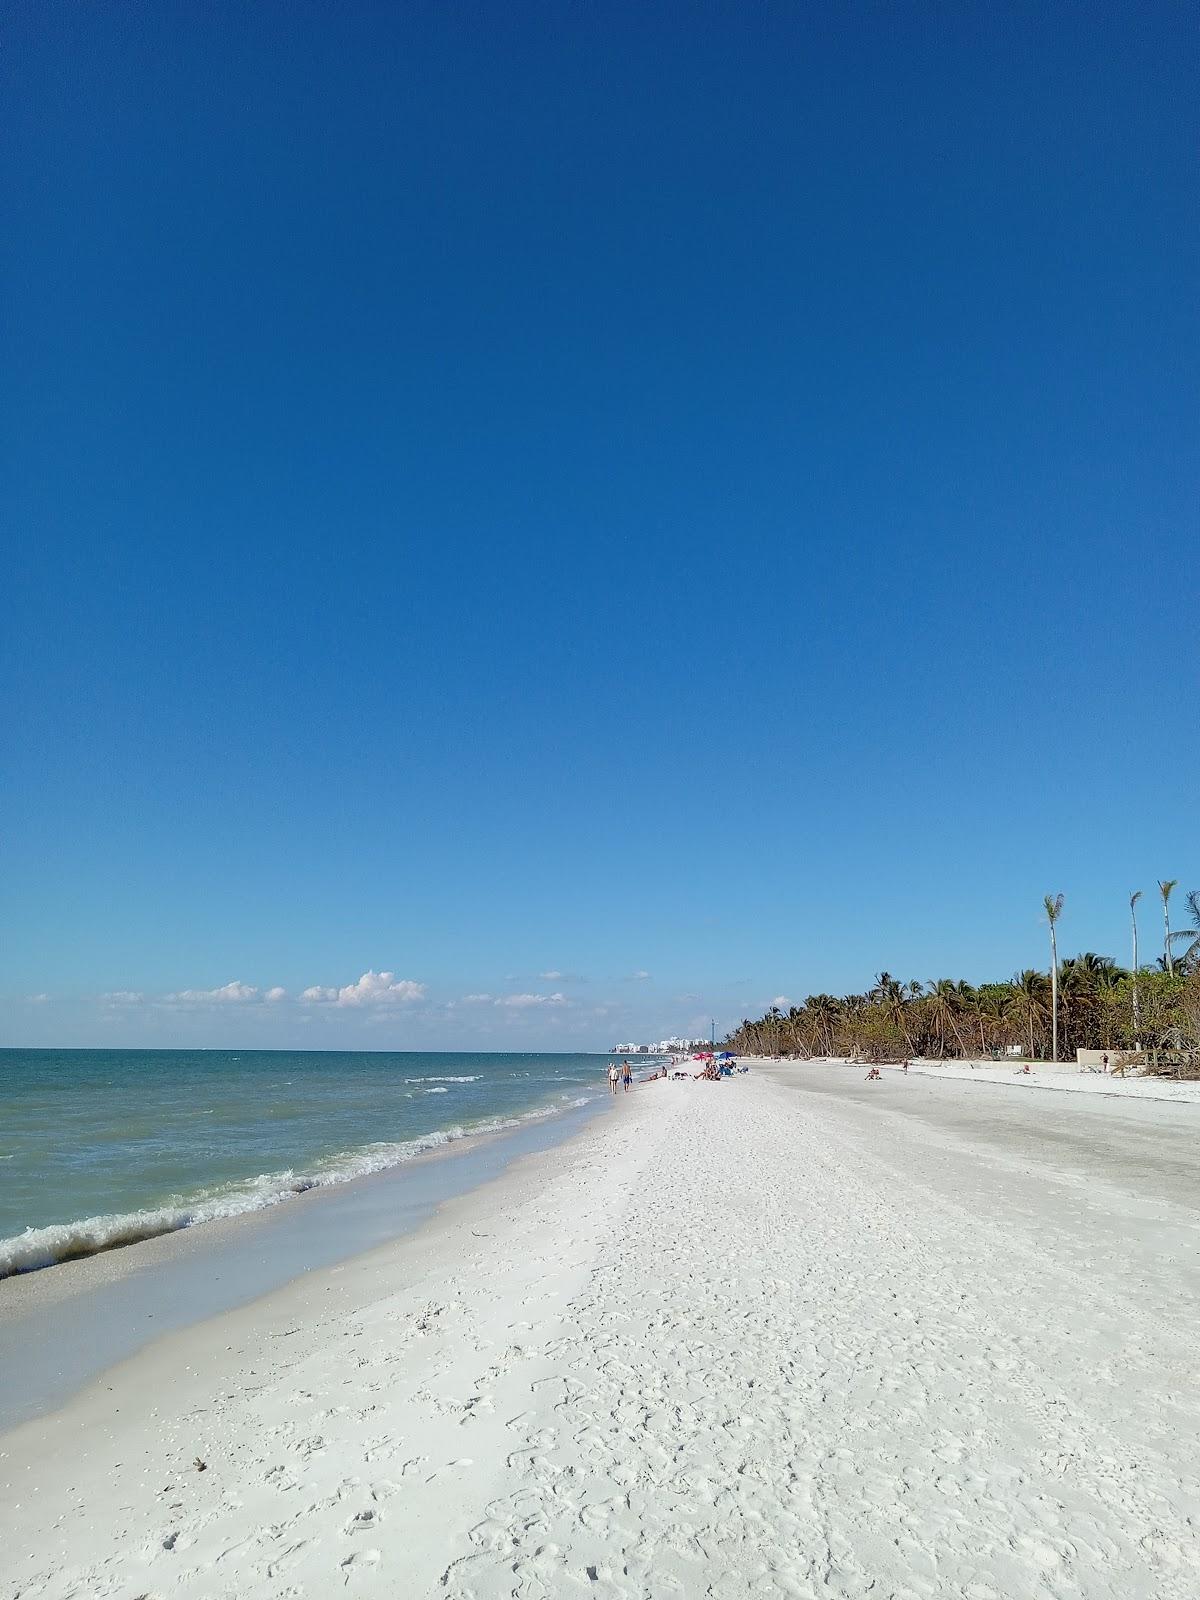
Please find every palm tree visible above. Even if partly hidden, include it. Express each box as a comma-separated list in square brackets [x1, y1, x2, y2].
[1044, 893, 1064, 1061]
[1130, 890, 1143, 1046]
[763, 1004, 783, 1054]
[1057, 956, 1114, 1056]
[1169, 889, 1200, 972]
[950, 980, 983, 1051]
[1011, 969, 1050, 1058]
[1071, 953, 1125, 983]
[805, 995, 840, 1058]
[977, 984, 1013, 1055]
[1159, 879, 1178, 975]
[869, 971, 916, 1053]
[926, 979, 966, 1057]
[785, 1005, 809, 1056]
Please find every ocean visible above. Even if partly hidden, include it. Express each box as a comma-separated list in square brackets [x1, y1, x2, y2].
[0, 1048, 618, 1277]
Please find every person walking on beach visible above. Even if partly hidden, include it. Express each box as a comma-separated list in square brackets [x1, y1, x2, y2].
[608, 1063, 620, 1094]
[622, 1061, 633, 1093]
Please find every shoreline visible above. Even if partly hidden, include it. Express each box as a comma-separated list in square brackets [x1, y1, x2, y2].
[0, 1085, 613, 1431]
[0, 1056, 616, 1282]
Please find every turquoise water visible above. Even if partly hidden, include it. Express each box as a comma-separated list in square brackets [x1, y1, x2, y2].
[0, 1049, 617, 1275]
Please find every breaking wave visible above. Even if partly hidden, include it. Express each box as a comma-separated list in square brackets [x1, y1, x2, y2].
[0, 1094, 592, 1279]
[402, 1075, 482, 1084]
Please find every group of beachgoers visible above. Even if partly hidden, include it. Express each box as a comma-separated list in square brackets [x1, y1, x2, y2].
[607, 1056, 751, 1092]
[863, 1060, 1045, 1081]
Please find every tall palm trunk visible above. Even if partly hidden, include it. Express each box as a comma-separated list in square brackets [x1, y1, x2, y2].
[1130, 890, 1142, 1048]
[1159, 880, 1177, 976]
[1050, 946, 1058, 1061]
[1045, 894, 1064, 1063]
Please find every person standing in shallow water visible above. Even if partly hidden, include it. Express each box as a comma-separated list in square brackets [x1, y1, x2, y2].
[622, 1062, 633, 1093]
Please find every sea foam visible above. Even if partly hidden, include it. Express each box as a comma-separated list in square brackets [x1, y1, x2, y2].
[0, 1095, 591, 1278]
[402, 1074, 483, 1084]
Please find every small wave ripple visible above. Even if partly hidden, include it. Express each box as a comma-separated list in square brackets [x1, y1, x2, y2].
[402, 1075, 482, 1084]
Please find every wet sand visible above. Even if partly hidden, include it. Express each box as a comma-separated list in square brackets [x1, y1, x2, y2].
[0, 1091, 608, 1430]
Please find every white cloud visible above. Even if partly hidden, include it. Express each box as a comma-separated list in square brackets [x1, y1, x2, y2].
[632, 970, 651, 981]
[772, 995, 793, 1008]
[497, 991, 568, 1008]
[102, 990, 144, 1005]
[539, 970, 564, 981]
[167, 980, 259, 1005]
[462, 993, 494, 1004]
[301, 971, 426, 1008]
[26, 993, 49, 1004]
[264, 986, 288, 1003]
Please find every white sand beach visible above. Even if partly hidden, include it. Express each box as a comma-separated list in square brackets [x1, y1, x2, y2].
[802, 1055, 1200, 1103]
[4, 1064, 1200, 1599]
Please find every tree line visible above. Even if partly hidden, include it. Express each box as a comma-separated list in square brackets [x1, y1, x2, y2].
[725, 884, 1200, 1063]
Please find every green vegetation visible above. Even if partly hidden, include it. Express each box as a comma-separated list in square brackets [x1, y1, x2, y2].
[726, 886, 1200, 1063]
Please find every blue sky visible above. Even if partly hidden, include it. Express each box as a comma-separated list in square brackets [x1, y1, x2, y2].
[3, 1, 1196, 1049]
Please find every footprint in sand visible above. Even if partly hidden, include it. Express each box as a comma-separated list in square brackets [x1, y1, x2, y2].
[339, 1548, 381, 1580]
[264, 1538, 309, 1578]
[343, 1508, 381, 1535]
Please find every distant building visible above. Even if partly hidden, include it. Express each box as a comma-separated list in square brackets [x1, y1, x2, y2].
[610, 1035, 711, 1054]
